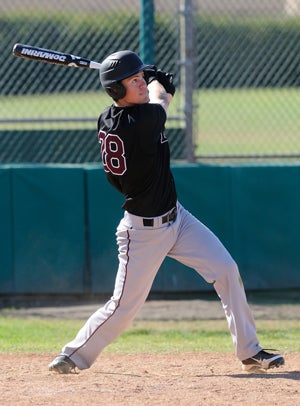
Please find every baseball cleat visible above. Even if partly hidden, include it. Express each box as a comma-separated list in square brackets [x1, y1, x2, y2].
[242, 350, 285, 372]
[49, 354, 77, 374]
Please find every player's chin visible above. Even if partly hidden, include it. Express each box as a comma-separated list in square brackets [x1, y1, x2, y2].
[143, 93, 150, 103]
[137, 94, 150, 104]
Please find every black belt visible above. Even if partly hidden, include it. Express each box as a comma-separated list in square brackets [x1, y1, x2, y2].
[143, 207, 177, 227]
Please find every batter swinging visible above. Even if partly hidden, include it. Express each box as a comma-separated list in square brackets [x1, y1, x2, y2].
[49, 50, 284, 374]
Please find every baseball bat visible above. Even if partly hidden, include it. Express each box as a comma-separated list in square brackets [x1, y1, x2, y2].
[12, 43, 102, 69]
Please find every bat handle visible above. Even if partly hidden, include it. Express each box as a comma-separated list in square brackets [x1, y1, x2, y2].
[89, 61, 102, 70]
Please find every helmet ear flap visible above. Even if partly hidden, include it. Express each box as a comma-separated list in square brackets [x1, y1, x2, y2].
[105, 82, 126, 101]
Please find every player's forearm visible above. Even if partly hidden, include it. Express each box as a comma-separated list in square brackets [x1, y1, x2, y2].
[148, 80, 172, 111]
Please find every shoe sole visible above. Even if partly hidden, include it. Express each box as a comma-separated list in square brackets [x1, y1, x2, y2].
[49, 362, 77, 374]
[242, 357, 285, 372]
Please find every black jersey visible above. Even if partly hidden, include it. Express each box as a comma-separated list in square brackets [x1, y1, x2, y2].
[97, 102, 177, 217]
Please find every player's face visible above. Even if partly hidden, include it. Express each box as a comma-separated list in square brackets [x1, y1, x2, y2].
[117, 71, 149, 106]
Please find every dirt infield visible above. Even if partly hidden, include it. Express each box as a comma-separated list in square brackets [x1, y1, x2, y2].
[1, 352, 299, 405]
[1, 298, 299, 405]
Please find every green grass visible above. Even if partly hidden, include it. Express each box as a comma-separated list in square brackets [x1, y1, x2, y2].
[194, 87, 300, 156]
[0, 318, 299, 354]
[1, 87, 299, 155]
[0, 91, 183, 130]
[0, 91, 106, 130]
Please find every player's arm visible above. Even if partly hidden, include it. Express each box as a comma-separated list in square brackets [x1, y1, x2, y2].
[148, 80, 172, 111]
[144, 67, 175, 112]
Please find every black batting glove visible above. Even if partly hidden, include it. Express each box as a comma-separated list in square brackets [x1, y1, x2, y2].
[155, 70, 176, 96]
[143, 65, 157, 84]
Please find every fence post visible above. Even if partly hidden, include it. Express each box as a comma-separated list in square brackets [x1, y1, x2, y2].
[180, 0, 195, 162]
[140, 0, 155, 64]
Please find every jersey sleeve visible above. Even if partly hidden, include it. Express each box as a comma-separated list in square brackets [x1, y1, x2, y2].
[136, 103, 167, 153]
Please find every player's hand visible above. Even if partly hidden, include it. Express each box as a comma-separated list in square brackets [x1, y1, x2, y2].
[155, 70, 176, 96]
[143, 65, 157, 85]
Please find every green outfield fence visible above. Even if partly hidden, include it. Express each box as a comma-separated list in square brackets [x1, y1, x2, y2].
[0, 0, 300, 162]
[1, 163, 300, 295]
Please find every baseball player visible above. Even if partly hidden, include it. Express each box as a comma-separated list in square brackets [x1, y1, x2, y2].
[49, 50, 284, 374]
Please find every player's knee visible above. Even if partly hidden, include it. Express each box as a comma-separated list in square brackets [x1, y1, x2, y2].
[224, 257, 240, 280]
[213, 257, 242, 291]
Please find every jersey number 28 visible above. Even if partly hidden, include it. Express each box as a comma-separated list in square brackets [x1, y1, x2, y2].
[98, 130, 127, 175]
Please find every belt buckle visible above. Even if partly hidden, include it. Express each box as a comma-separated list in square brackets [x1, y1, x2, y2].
[168, 207, 177, 222]
[164, 207, 177, 224]
[143, 207, 177, 227]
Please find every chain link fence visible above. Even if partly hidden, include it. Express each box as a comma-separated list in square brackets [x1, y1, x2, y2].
[0, 0, 299, 163]
[0, 0, 185, 163]
[194, 0, 300, 160]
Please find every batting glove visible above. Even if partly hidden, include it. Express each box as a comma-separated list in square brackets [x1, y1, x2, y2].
[143, 65, 157, 84]
[155, 70, 176, 96]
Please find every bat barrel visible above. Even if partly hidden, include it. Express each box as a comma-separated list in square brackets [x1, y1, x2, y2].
[12, 43, 101, 69]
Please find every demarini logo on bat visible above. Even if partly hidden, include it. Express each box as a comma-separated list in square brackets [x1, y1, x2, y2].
[21, 48, 66, 62]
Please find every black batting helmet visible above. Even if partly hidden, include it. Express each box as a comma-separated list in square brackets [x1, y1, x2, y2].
[99, 50, 148, 100]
